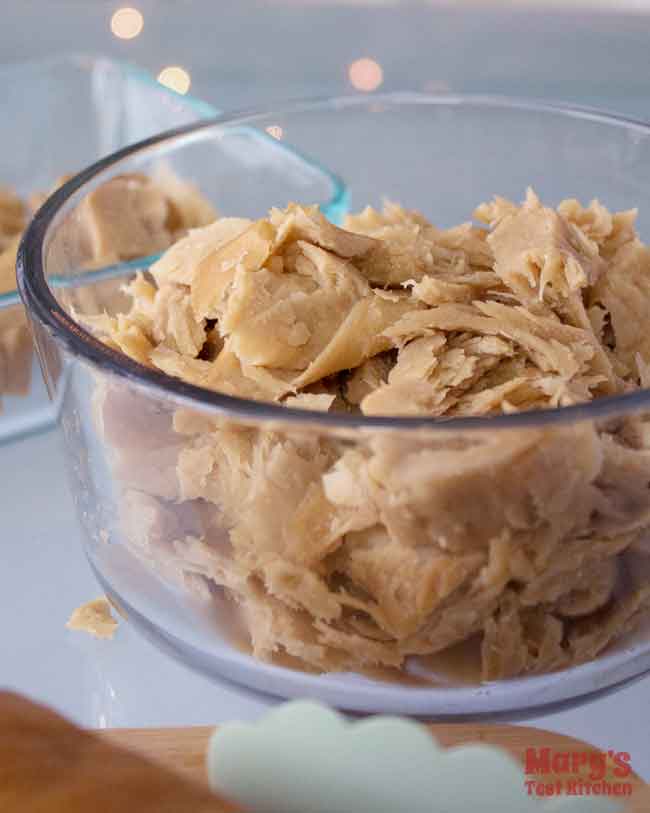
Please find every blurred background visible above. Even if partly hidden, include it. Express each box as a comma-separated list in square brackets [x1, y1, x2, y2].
[4, 0, 650, 116]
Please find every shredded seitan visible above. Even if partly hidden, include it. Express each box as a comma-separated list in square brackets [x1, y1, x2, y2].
[0, 173, 216, 409]
[67, 597, 119, 640]
[90, 190, 650, 680]
[0, 187, 31, 401]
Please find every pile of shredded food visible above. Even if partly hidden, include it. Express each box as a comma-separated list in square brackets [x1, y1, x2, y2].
[0, 172, 215, 406]
[91, 190, 650, 680]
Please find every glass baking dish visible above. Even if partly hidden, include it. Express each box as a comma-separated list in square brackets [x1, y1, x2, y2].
[0, 55, 218, 442]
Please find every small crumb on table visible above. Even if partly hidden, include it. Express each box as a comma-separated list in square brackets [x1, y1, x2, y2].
[67, 597, 118, 640]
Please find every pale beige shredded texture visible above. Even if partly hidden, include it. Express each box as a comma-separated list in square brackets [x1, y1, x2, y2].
[91, 190, 650, 680]
[0, 173, 215, 410]
[0, 186, 31, 402]
[67, 597, 118, 640]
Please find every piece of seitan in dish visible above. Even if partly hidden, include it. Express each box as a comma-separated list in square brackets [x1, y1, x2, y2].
[0, 188, 30, 400]
[69, 172, 217, 268]
[90, 192, 650, 680]
[0, 172, 216, 408]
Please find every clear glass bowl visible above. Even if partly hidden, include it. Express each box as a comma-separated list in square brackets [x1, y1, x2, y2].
[18, 95, 650, 717]
[0, 54, 218, 442]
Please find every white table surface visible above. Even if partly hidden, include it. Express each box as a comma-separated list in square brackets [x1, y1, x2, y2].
[2, 0, 650, 784]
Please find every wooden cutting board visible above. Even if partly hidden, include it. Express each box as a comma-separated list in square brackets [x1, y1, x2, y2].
[99, 723, 648, 808]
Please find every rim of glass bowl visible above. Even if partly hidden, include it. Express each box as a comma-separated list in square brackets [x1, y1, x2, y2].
[18, 92, 650, 433]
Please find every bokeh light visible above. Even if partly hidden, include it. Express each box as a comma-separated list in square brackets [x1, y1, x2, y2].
[110, 7, 144, 40]
[265, 125, 284, 140]
[157, 66, 192, 95]
[348, 58, 384, 92]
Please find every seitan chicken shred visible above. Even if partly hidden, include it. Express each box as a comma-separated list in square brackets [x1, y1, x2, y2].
[0, 171, 216, 410]
[90, 190, 650, 680]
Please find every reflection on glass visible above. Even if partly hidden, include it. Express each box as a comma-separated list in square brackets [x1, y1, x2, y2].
[157, 66, 192, 95]
[265, 124, 284, 140]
